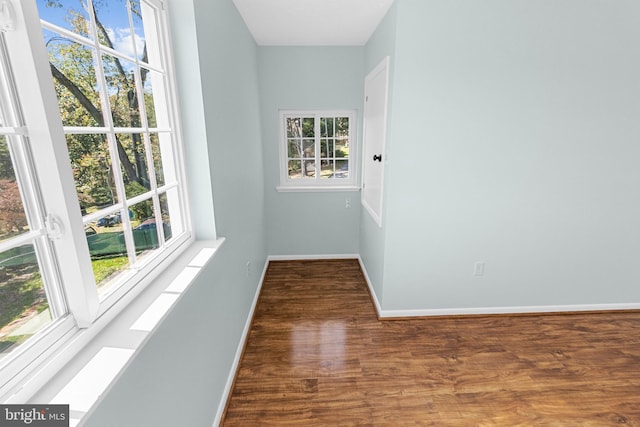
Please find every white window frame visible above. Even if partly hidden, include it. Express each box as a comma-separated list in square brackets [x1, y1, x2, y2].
[0, 0, 192, 398]
[277, 110, 358, 192]
[38, 0, 192, 313]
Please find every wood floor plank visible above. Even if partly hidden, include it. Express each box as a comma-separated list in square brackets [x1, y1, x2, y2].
[222, 259, 640, 426]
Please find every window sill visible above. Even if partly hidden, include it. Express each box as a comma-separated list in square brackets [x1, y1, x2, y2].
[3, 238, 225, 425]
[276, 185, 360, 193]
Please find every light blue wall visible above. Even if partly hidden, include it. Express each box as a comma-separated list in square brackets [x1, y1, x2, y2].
[381, 0, 640, 310]
[83, 0, 267, 425]
[258, 47, 364, 256]
[360, 1, 398, 304]
[167, 0, 216, 241]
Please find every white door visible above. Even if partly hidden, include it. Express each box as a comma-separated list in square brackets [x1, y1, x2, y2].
[361, 57, 390, 227]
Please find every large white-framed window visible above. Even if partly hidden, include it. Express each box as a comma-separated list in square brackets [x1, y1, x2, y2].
[0, 0, 191, 397]
[278, 110, 358, 191]
[38, 0, 189, 307]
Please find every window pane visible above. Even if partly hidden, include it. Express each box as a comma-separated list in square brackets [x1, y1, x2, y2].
[288, 140, 301, 158]
[45, 35, 102, 127]
[142, 70, 157, 128]
[66, 134, 118, 214]
[288, 160, 301, 179]
[336, 138, 349, 158]
[37, 1, 91, 37]
[103, 55, 141, 128]
[336, 117, 349, 137]
[86, 219, 129, 290]
[320, 117, 334, 137]
[159, 192, 173, 243]
[130, 0, 150, 62]
[0, 244, 53, 359]
[142, 70, 168, 129]
[320, 139, 328, 158]
[286, 117, 301, 138]
[0, 137, 28, 242]
[149, 133, 164, 186]
[335, 159, 349, 178]
[303, 160, 316, 178]
[117, 133, 151, 198]
[302, 139, 314, 158]
[130, 198, 154, 229]
[320, 159, 334, 178]
[94, 1, 137, 58]
[131, 198, 159, 257]
[162, 187, 183, 238]
[302, 118, 314, 137]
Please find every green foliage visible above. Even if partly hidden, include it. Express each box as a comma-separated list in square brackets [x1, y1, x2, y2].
[90, 185, 115, 207]
[0, 179, 28, 239]
[320, 117, 334, 137]
[130, 201, 153, 222]
[50, 40, 99, 126]
[302, 118, 314, 137]
[125, 183, 153, 220]
[66, 134, 117, 210]
[0, 136, 14, 181]
[336, 117, 349, 134]
[125, 180, 147, 198]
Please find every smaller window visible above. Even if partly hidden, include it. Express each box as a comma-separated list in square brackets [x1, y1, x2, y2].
[278, 110, 357, 191]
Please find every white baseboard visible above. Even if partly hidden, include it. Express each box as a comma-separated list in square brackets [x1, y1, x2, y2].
[378, 303, 640, 318]
[356, 256, 640, 318]
[268, 253, 359, 261]
[213, 258, 269, 427]
[356, 256, 383, 318]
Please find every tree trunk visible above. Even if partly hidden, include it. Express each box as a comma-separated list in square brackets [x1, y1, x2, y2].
[49, 63, 140, 184]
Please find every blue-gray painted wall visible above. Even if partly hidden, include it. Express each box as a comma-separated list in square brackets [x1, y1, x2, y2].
[259, 47, 364, 256]
[362, 0, 640, 311]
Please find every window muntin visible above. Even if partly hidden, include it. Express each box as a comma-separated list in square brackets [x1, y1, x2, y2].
[38, 0, 187, 297]
[279, 110, 357, 189]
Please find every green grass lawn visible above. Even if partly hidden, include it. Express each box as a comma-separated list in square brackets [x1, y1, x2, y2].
[0, 265, 45, 333]
[0, 265, 46, 354]
[92, 256, 129, 286]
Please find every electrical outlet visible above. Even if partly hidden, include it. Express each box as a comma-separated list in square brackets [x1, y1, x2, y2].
[246, 261, 251, 276]
[474, 262, 485, 277]
[345, 197, 351, 208]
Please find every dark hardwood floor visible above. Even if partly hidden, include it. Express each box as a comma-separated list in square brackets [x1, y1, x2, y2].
[222, 259, 640, 426]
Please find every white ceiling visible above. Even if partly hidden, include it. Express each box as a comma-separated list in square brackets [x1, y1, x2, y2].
[232, 0, 395, 46]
